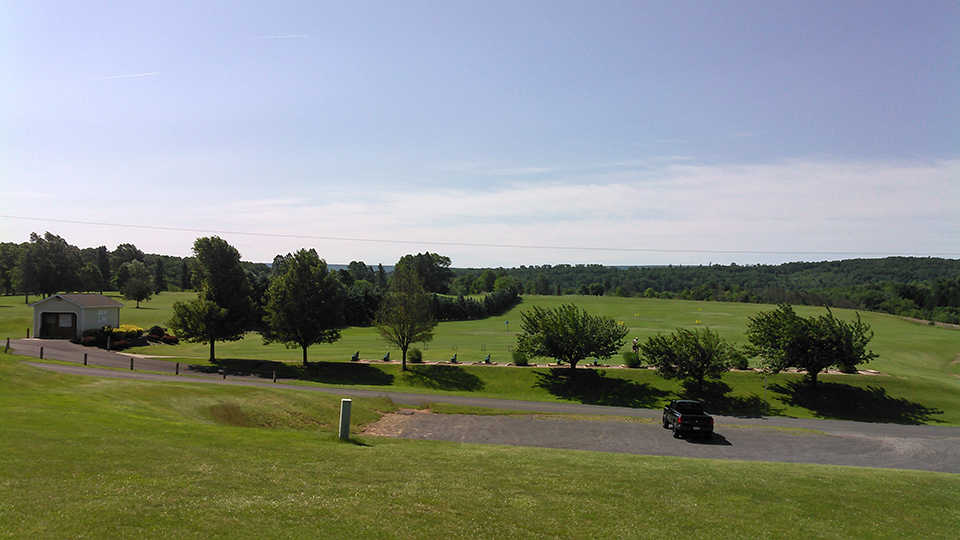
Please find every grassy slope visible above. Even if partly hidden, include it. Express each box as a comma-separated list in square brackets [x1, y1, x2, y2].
[1, 354, 958, 540]
[5, 293, 960, 424]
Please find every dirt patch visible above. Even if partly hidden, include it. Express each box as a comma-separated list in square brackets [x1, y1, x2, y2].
[901, 317, 960, 330]
[362, 409, 424, 437]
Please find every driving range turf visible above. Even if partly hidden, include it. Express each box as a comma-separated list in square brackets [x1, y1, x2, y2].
[2, 293, 959, 538]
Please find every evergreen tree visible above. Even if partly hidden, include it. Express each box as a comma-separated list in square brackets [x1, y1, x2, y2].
[153, 258, 167, 293]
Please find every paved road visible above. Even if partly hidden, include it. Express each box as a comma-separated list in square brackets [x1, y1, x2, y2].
[10, 339, 960, 473]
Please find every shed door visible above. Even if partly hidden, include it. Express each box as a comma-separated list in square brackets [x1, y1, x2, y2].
[40, 312, 77, 339]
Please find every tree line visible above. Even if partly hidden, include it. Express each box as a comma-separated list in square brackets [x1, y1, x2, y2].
[454, 258, 960, 324]
[0, 232, 519, 333]
[5, 231, 958, 327]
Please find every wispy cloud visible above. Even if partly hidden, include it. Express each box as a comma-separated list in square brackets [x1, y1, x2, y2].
[190, 158, 959, 265]
[90, 72, 160, 81]
[6, 158, 957, 266]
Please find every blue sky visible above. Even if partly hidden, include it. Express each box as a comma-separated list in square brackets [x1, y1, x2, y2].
[2, 1, 958, 267]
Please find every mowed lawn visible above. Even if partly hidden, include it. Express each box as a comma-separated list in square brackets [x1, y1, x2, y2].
[1, 354, 958, 540]
[4, 292, 960, 424]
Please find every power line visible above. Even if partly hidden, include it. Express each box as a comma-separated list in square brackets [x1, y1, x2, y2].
[2, 214, 957, 258]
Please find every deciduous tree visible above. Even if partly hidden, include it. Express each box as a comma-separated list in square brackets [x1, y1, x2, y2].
[516, 303, 628, 369]
[17, 232, 82, 301]
[168, 237, 253, 362]
[120, 260, 153, 307]
[375, 267, 437, 371]
[639, 327, 739, 394]
[262, 249, 345, 366]
[394, 252, 454, 294]
[745, 304, 877, 388]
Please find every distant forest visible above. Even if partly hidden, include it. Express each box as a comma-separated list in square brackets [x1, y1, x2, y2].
[451, 258, 960, 325]
[2, 233, 959, 325]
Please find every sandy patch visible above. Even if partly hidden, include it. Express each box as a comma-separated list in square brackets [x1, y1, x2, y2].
[362, 409, 425, 437]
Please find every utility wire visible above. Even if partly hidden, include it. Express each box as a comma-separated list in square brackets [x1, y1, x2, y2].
[2, 214, 957, 257]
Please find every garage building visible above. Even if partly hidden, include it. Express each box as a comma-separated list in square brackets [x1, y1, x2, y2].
[30, 294, 124, 339]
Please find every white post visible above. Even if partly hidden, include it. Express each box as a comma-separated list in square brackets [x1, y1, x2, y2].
[339, 399, 352, 441]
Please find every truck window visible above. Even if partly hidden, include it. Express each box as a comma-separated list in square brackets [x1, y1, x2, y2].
[675, 403, 704, 414]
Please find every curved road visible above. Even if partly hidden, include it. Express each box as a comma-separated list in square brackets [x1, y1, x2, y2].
[10, 338, 960, 473]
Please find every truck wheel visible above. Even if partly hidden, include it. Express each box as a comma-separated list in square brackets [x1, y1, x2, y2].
[672, 425, 681, 439]
[662, 416, 670, 429]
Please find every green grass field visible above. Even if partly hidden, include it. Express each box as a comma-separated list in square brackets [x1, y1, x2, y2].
[5, 292, 960, 424]
[1, 353, 958, 539]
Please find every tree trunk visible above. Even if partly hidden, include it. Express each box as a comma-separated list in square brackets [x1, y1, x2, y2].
[302, 346, 308, 367]
[209, 340, 216, 363]
[401, 347, 407, 372]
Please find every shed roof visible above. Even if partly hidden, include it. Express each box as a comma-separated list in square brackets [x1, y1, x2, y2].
[30, 294, 124, 309]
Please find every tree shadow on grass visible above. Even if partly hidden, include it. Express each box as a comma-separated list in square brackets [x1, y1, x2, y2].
[770, 380, 944, 425]
[678, 380, 782, 418]
[533, 368, 670, 409]
[401, 365, 485, 392]
[200, 359, 394, 386]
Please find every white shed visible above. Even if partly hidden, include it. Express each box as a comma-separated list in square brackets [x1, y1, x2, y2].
[30, 294, 124, 339]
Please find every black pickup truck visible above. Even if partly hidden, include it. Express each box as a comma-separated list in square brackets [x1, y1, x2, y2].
[662, 400, 714, 440]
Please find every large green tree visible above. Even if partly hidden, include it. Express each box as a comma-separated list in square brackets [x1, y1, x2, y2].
[17, 232, 83, 301]
[168, 237, 253, 362]
[120, 260, 153, 308]
[0, 242, 20, 295]
[347, 261, 375, 283]
[110, 243, 144, 277]
[375, 267, 437, 371]
[394, 252, 454, 294]
[745, 304, 878, 388]
[262, 249, 345, 366]
[516, 303, 628, 369]
[80, 263, 105, 293]
[639, 327, 739, 394]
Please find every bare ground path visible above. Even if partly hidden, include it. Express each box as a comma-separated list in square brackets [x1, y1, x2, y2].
[9, 339, 960, 473]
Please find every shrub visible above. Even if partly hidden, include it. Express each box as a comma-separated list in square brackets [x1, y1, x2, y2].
[80, 336, 97, 347]
[511, 350, 529, 366]
[146, 334, 162, 342]
[408, 348, 423, 363]
[111, 340, 130, 350]
[622, 351, 642, 368]
[731, 353, 750, 370]
[161, 335, 179, 345]
[148, 325, 165, 337]
[117, 324, 144, 338]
